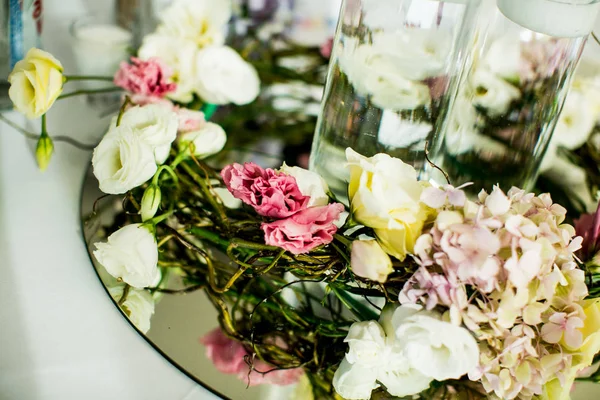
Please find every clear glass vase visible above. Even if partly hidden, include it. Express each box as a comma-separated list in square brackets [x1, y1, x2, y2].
[429, 0, 600, 194]
[309, 0, 482, 200]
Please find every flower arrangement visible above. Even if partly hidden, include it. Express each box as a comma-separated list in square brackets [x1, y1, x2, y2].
[7, 2, 600, 400]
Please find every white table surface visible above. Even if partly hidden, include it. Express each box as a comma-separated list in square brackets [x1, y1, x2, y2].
[0, 0, 216, 398]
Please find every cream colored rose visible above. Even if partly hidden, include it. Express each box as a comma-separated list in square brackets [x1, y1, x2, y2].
[195, 45, 260, 105]
[92, 126, 158, 194]
[109, 285, 155, 333]
[8, 48, 64, 119]
[346, 148, 429, 260]
[178, 121, 226, 159]
[93, 224, 160, 289]
[351, 238, 393, 283]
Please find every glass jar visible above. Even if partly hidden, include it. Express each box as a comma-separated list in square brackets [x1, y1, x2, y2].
[429, 0, 600, 194]
[309, 0, 482, 200]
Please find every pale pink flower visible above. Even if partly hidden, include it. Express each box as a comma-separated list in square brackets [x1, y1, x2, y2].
[262, 203, 345, 254]
[200, 328, 303, 386]
[541, 312, 584, 349]
[221, 163, 310, 218]
[114, 57, 177, 98]
[420, 183, 469, 209]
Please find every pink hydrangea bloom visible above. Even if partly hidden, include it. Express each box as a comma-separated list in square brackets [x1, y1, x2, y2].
[114, 57, 177, 98]
[221, 163, 310, 218]
[200, 328, 303, 386]
[262, 203, 344, 254]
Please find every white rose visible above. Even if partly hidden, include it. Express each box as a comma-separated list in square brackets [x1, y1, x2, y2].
[157, 0, 231, 48]
[109, 285, 155, 334]
[92, 127, 157, 194]
[195, 46, 260, 105]
[392, 304, 479, 381]
[340, 42, 431, 111]
[178, 121, 226, 159]
[8, 48, 63, 119]
[346, 148, 428, 260]
[139, 34, 198, 103]
[471, 68, 521, 117]
[351, 238, 393, 283]
[279, 163, 330, 207]
[93, 224, 160, 289]
[114, 104, 179, 164]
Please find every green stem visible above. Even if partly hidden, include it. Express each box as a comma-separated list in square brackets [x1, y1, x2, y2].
[188, 226, 231, 249]
[57, 86, 122, 100]
[64, 75, 114, 82]
[116, 96, 132, 127]
[117, 284, 131, 306]
[170, 151, 188, 169]
[41, 114, 47, 135]
[152, 165, 178, 186]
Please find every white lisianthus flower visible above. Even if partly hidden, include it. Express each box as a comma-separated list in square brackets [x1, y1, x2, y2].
[483, 36, 522, 82]
[333, 304, 478, 399]
[392, 304, 479, 381]
[109, 285, 155, 334]
[92, 127, 157, 194]
[279, 163, 330, 207]
[471, 68, 521, 117]
[114, 104, 179, 164]
[333, 358, 380, 400]
[178, 122, 227, 159]
[157, 0, 231, 48]
[346, 148, 428, 260]
[8, 48, 63, 119]
[139, 34, 198, 103]
[371, 31, 451, 81]
[195, 46, 260, 105]
[340, 43, 431, 111]
[93, 224, 160, 289]
[351, 238, 393, 282]
[552, 88, 597, 150]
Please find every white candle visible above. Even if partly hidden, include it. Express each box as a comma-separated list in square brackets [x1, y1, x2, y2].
[72, 23, 132, 89]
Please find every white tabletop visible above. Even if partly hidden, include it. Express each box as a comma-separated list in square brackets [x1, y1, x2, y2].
[0, 0, 216, 398]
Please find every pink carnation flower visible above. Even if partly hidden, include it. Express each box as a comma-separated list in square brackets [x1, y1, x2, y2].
[262, 203, 344, 254]
[200, 328, 303, 386]
[221, 163, 309, 218]
[114, 57, 177, 98]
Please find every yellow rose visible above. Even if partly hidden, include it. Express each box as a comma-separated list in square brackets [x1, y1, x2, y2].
[8, 48, 64, 119]
[346, 148, 429, 260]
[541, 299, 600, 400]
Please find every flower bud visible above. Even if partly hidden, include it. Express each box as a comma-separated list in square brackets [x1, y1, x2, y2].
[351, 238, 393, 283]
[140, 184, 161, 222]
[35, 133, 54, 172]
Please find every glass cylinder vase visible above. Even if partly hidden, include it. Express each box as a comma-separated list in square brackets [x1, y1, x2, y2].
[429, 0, 600, 194]
[309, 0, 482, 199]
